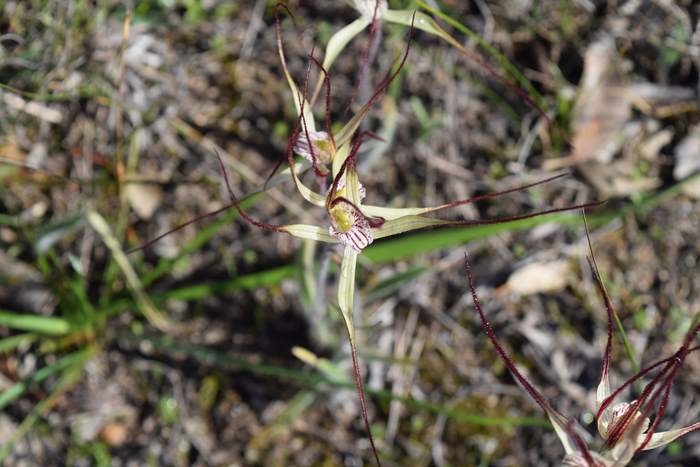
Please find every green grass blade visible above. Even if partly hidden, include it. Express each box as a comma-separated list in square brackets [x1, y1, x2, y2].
[247, 390, 317, 460]
[0, 213, 20, 227]
[634, 171, 700, 214]
[0, 82, 107, 102]
[0, 352, 88, 462]
[100, 264, 297, 318]
[0, 311, 70, 335]
[151, 264, 296, 302]
[0, 333, 37, 353]
[364, 211, 612, 264]
[613, 304, 639, 373]
[362, 265, 428, 302]
[33, 213, 85, 254]
[0, 349, 89, 410]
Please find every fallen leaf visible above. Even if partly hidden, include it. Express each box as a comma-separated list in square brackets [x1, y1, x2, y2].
[503, 260, 573, 295]
[125, 182, 163, 220]
[99, 422, 128, 447]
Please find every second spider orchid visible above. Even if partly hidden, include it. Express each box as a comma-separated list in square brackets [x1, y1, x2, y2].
[465, 226, 700, 467]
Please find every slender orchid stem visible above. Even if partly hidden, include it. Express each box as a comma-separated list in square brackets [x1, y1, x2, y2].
[348, 331, 382, 466]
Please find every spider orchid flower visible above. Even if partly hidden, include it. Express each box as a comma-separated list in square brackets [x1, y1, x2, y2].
[273, 8, 598, 261]
[588, 258, 700, 466]
[465, 233, 700, 467]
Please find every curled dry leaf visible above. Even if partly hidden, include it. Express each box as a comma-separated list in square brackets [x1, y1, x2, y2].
[545, 37, 630, 171]
[545, 37, 693, 198]
[544, 37, 657, 197]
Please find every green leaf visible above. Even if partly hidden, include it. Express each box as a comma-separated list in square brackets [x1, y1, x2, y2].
[0, 214, 19, 227]
[151, 265, 297, 303]
[363, 265, 427, 302]
[0, 333, 36, 354]
[34, 213, 85, 254]
[0, 349, 89, 411]
[0, 310, 70, 335]
[103, 265, 298, 318]
[0, 351, 88, 462]
[322, 17, 371, 73]
[365, 212, 597, 263]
